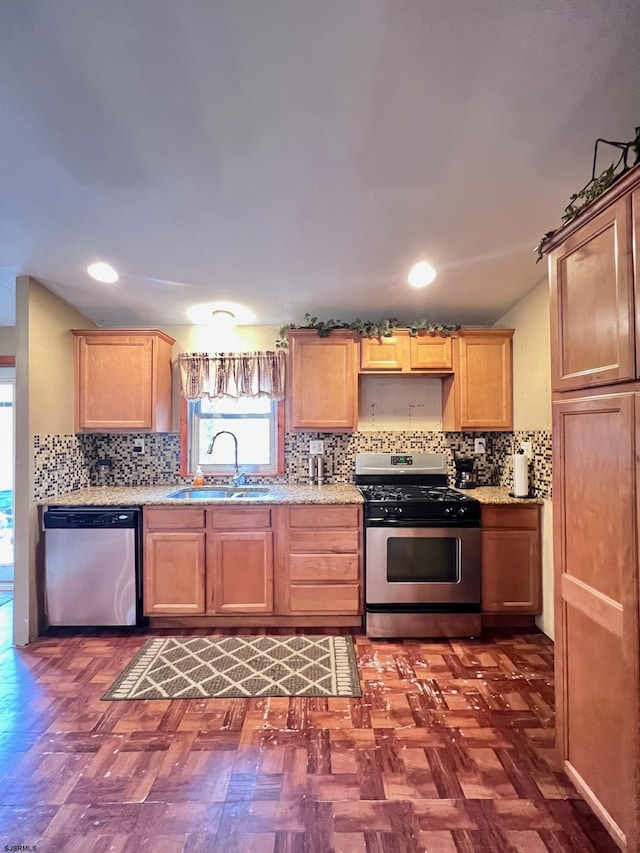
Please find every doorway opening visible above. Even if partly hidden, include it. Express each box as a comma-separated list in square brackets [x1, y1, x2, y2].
[0, 361, 14, 619]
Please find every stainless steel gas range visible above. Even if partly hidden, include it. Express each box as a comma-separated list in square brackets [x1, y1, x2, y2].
[356, 453, 482, 639]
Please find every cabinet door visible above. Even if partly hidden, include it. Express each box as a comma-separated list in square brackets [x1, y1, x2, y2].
[360, 336, 404, 370]
[549, 197, 634, 391]
[554, 393, 638, 846]
[75, 334, 154, 430]
[208, 531, 274, 614]
[481, 529, 540, 612]
[456, 333, 513, 429]
[288, 331, 358, 431]
[633, 187, 640, 377]
[144, 531, 205, 615]
[409, 334, 453, 371]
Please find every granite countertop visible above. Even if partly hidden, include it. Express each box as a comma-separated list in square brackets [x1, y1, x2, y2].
[455, 486, 544, 505]
[43, 483, 364, 507]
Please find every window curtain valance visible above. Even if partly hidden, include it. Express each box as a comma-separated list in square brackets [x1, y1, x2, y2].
[178, 351, 286, 401]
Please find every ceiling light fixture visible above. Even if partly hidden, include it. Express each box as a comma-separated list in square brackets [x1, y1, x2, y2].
[408, 261, 436, 289]
[210, 309, 236, 330]
[186, 302, 255, 326]
[87, 262, 119, 283]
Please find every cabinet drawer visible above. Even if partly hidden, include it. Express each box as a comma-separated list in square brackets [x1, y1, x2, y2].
[289, 553, 359, 582]
[360, 336, 404, 371]
[288, 505, 360, 528]
[145, 508, 205, 530]
[209, 507, 272, 529]
[409, 334, 453, 371]
[482, 505, 539, 530]
[289, 529, 359, 553]
[289, 583, 361, 613]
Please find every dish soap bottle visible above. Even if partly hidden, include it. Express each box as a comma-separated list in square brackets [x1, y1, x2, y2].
[193, 466, 205, 486]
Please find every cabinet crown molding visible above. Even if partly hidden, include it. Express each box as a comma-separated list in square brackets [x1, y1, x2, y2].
[71, 328, 176, 345]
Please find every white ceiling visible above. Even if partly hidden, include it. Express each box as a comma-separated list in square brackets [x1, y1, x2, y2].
[1, 0, 639, 328]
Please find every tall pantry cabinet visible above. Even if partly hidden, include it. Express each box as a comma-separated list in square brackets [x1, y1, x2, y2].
[543, 164, 640, 851]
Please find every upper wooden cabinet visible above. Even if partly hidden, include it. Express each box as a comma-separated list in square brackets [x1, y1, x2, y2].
[442, 330, 514, 431]
[72, 329, 175, 432]
[360, 330, 453, 373]
[288, 327, 512, 432]
[548, 196, 635, 392]
[287, 330, 358, 431]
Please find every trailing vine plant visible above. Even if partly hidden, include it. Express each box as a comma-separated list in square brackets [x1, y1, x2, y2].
[276, 314, 460, 349]
[536, 125, 640, 262]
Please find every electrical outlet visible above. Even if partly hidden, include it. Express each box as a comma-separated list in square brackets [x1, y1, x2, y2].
[133, 439, 145, 454]
[520, 441, 533, 459]
[309, 440, 324, 455]
[474, 438, 486, 454]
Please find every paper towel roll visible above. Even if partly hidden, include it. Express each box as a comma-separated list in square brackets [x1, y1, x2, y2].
[513, 453, 529, 497]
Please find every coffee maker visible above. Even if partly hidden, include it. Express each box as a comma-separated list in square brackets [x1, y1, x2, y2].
[454, 456, 478, 489]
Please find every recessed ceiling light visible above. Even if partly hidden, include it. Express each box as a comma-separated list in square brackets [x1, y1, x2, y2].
[87, 262, 119, 283]
[408, 261, 436, 288]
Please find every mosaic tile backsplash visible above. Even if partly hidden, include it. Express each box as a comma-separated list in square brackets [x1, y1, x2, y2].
[34, 430, 553, 501]
[33, 435, 90, 501]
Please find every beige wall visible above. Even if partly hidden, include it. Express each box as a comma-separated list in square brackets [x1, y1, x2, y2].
[358, 375, 442, 430]
[29, 281, 97, 435]
[13, 276, 96, 645]
[497, 278, 553, 639]
[164, 324, 279, 354]
[496, 280, 551, 431]
[0, 326, 15, 355]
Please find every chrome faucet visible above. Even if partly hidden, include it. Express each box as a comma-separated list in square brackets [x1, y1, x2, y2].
[206, 430, 246, 486]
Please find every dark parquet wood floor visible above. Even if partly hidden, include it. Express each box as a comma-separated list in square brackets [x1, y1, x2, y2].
[0, 609, 618, 852]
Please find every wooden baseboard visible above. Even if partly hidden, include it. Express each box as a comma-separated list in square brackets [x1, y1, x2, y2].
[563, 761, 627, 850]
[482, 614, 537, 629]
[150, 615, 364, 629]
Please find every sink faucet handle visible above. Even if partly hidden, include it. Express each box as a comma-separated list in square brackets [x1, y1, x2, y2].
[232, 469, 247, 486]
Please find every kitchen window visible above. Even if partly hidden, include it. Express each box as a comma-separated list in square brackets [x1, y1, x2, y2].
[182, 396, 284, 477]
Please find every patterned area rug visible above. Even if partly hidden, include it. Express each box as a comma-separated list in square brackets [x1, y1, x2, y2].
[102, 635, 362, 700]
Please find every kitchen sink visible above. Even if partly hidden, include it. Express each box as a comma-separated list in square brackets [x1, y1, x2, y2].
[166, 487, 271, 500]
[232, 488, 271, 498]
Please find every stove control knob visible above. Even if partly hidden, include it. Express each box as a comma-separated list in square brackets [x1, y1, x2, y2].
[385, 506, 403, 518]
[443, 507, 453, 518]
[457, 506, 468, 517]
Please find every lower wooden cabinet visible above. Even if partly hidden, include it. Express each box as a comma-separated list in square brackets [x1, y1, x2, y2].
[481, 504, 541, 615]
[207, 530, 273, 614]
[144, 506, 274, 617]
[143, 503, 363, 622]
[282, 505, 362, 615]
[144, 530, 206, 615]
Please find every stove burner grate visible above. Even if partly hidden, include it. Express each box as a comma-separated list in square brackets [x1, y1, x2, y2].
[359, 485, 474, 503]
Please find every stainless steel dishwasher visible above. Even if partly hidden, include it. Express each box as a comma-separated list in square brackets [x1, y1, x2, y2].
[43, 507, 142, 626]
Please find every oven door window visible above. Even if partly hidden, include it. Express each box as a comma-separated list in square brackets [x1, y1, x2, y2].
[386, 536, 460, 583]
